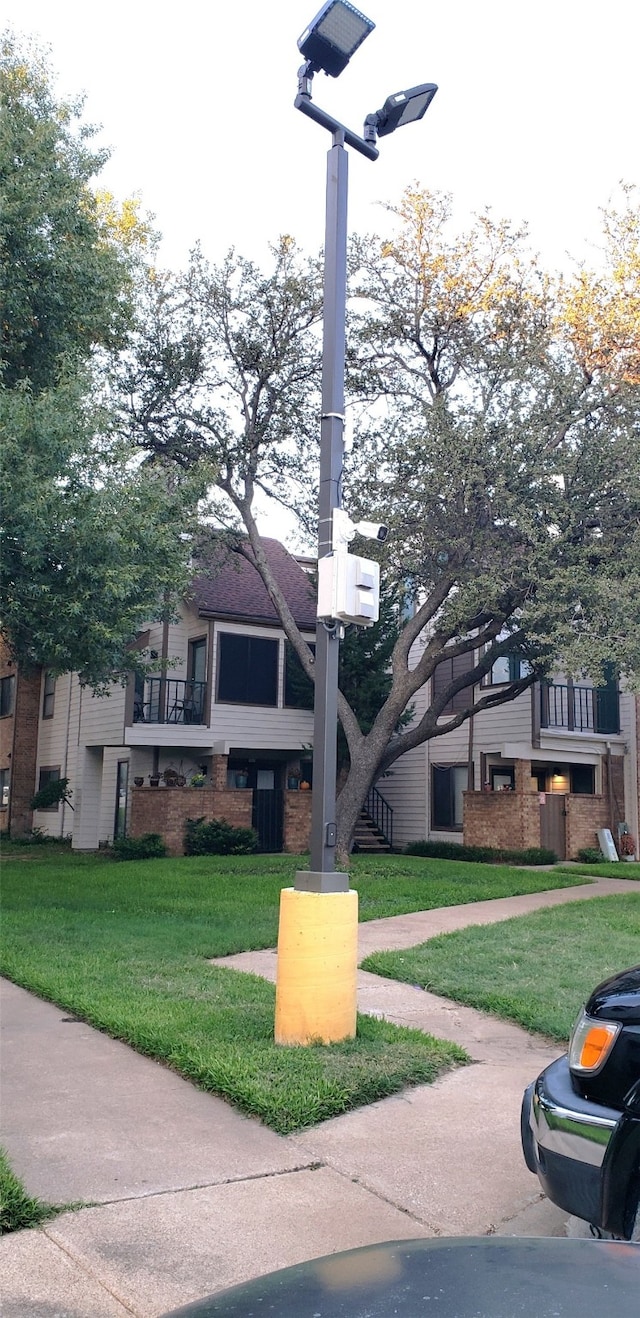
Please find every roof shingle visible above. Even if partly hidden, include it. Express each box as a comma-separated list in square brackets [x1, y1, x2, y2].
[191, 537, 317, 630]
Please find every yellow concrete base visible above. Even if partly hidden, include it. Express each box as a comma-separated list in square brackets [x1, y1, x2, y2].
[274, 887, 359, 1045]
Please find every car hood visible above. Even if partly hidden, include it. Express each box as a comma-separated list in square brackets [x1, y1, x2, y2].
[586, 965, 640, 1023]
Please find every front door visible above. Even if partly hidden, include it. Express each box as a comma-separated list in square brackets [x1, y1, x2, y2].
[540, 793, 566, 860]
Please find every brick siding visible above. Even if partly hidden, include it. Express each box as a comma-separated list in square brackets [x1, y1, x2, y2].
[463, 791, 541, 851]
[0, 639, 41, 838]
[129, 787, 253, 857]
[283, 790, 312, 853]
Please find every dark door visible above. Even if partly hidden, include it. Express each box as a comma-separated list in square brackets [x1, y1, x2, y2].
[540, 793, 566, 860]
[252, 789, 284, 852]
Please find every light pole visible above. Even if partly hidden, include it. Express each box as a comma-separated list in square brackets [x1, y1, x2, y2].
[274, 0, 437, 1045]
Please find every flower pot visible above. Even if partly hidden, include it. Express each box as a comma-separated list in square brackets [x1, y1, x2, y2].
[287, 776, 299, 791]
[134, 777, 144, 787]
[235, 773, 249, 789]
[149, 777, 160, 788]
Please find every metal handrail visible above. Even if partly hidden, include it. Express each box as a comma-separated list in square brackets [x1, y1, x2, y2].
[364, 785, 394, 848]
[540, 682, 619, 735]
[133, 678, 207, 726]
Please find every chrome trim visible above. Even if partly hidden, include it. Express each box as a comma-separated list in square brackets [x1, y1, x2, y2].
[531, 1085, 617, 1167]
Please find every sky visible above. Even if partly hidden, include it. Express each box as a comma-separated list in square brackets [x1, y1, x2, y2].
[6, 0, 639, 275]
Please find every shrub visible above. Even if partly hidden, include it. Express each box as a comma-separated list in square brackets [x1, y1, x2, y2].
[403, 840, 557, 866]
[184, 816, 259, 856]
[30, 777, 73, 811]
[576, 846, 605, 864]
[6, 827, 72, 847]
[111, 833, 167, 861]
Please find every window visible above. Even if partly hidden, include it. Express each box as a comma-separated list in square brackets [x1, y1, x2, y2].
[432, 653, 475, 715]
[36, 766, 61, 811]
[188, 637, 207, 685]
[217, 634, 278, 706]
[570, 765, 595, 795]
[485, 653, 532, 685]
[284, 642, 315, 710]
[0, 675, 15, 718]
[490, 766, 515, 792]
[432, 764, 468, 829]
[42, 671, 56, 718]
[114, 761, 129, 839]
[0, 768, 9, 808]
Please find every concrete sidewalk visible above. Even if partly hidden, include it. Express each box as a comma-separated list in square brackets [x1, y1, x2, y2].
[0, 876, 633, 1316]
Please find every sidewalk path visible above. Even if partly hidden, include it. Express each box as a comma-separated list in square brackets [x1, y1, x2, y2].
[1, 876, 634, 1316]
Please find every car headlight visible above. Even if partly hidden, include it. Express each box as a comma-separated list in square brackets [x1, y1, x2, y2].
[569, 1009, 621, 1074]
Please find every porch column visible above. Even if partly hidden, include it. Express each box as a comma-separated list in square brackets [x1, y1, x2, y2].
[514, 759, 532, 793]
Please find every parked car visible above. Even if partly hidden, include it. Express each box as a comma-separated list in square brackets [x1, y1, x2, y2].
[159, 1236, 640, 1317]
[521, 964, 640, 1239]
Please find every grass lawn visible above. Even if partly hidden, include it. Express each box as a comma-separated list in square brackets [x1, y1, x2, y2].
[362, 893, 640, 1041]
[0, 848, 585, 1133]
[557, 861, 640, 881]
[0, 1146, 68, 1234]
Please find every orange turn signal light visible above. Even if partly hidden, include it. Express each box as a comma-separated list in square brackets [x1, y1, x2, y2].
[569, 1012, 620, 1074]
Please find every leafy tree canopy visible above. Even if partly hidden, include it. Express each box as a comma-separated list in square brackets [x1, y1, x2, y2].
[0, 32, 205, 685]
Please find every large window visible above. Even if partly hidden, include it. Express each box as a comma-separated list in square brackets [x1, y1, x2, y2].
[42, 671, 56, 718]
[36, 766, 61, 811]
[432, 654, 475, 715]
[485, 653, 532, 685]
[432, 764, 468, 829]
[284, 642, 315, 710]
[217, 634, 279, 706]
[0, 675, 15, 718]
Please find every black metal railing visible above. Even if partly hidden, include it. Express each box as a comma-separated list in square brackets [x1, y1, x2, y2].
[364, 785, 394, 848]
[541, 683, 619, 735]
[133, 679, 207, 725]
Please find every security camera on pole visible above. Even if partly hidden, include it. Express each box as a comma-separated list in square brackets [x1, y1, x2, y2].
[274, 0, 437, 1047]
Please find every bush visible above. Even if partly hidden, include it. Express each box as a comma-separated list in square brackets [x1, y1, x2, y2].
[576, 846, 605, 864]
[30, 777, 72, 811]
[111, 833, 167, 861]
[403, 840, 557, 866]
[184, 816, 259, 856]
[5, 827, 72, 846]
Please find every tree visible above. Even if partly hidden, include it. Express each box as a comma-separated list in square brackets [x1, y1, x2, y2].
[120, 187, 640, 859]
[0, 33, 203, 685]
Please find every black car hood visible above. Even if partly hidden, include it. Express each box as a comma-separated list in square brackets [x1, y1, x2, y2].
[586, 965, 640, 1023]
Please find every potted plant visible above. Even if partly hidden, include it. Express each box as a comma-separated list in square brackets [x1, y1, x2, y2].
[287, 774, 300, 790]
[190, 773, 206, 788]
[133, 776, 144, 788]
[619, 832, 636, 861]
[149, 774, 160, 788]
[235, 770, 249, 788]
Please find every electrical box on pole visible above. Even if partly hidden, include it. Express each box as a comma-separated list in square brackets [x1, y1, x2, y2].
[317, 551, 380, 626]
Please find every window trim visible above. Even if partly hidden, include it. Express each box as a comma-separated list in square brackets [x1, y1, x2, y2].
[431, 762, 468, 831]
[216, 632, 279, 708]
[36, 766, 61, 812]
[42, 671, 56, 719]
[0, 674, 15, 718]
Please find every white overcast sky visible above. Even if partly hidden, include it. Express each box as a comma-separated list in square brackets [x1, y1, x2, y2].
[6, 0, 639, 274]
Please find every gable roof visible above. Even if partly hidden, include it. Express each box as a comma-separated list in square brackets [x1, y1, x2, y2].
[191, 537, 317, 630]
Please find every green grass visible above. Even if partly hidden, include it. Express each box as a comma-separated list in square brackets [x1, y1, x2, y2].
[5, 849, 536, 1132]
[0, 1147, 65, 1234]
[558, 861, 640, 880]
[362, 893, 640, 1040]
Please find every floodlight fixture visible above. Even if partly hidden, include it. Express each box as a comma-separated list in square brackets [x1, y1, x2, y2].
[364, 82, 438, 142]
[298, 0, 375, 78]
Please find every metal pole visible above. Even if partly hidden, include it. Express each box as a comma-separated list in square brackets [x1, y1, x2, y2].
[295, 131, 349, 893]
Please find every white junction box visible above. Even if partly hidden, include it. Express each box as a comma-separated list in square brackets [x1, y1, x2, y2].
[317, 552, 380, 627]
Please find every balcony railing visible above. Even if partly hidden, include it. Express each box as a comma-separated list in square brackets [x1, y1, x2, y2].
[133, 678, 207, 726]
[540, 683, 619, 736]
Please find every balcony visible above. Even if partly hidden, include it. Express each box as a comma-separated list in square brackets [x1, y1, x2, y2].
[133, 678, 207, 726]
[540, 682, 619, 736]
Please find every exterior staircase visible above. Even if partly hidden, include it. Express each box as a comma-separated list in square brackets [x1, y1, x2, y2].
[353, 786, 394, 853]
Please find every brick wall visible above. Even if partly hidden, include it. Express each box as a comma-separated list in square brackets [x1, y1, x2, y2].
[129, 787, 253, 857]
[283, 790, 312, 853]
[565, 794, 610, 857]
[463, 791, 541, 851]
[0, 640, 42, 838]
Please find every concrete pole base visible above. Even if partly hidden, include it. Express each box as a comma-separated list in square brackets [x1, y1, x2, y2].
[274, 887, 358, 1045]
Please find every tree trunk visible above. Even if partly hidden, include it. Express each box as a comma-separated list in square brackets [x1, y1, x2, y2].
[335, 726, 392, 865]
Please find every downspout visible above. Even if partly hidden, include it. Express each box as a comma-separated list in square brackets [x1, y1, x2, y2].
[605, 741, 615, 833]
[60, 673, 74, 839]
